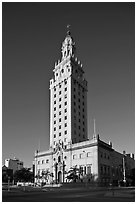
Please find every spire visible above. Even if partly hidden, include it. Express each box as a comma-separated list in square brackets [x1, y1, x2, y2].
[67, 24, 71, 36]
[94, 119, 96, 136]
[61, 25, 75, 60]
[93, 118, 97, 139]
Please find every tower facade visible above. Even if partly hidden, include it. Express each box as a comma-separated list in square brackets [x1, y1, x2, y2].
[49, 30, 88, 149]
[34, 28, 134, 186]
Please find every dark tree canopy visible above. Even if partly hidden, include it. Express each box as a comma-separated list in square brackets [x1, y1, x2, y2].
[13, 168, 33, 182]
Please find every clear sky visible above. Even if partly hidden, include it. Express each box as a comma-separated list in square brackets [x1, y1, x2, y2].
[3, 2, 135, 167]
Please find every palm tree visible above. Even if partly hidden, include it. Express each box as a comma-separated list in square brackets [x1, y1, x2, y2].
[66, 166, 81, 182]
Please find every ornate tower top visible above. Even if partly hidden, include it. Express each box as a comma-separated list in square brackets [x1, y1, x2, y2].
[61, 25, 75, 60]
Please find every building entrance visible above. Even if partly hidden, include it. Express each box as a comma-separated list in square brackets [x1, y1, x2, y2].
[58, 171, 62, 183]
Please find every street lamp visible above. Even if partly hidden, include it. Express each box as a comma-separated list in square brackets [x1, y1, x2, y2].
[123, 151, 126, 186]
[83, 151, 88, 186]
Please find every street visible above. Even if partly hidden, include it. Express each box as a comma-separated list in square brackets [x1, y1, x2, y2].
[2, 186, 135, 202]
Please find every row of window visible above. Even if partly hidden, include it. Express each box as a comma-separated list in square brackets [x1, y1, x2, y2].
[56, 68, 70, 77]
[74, 115, 85, 120]
[79, 165, 92, 175]
[74, 121, 85, 127]
[54, 114, 68, 120]
[38, 159, 49, 165]
[54, 81, 67, 92]
[100, 164, 110, 175]
[73, 79, 85, 91]
[53, 103, 85, 113]
[54, 88, 67, 97]
[100, 152, 110, 160]
[54, 137, 67, 144]
[73, 152, 92, 159]
[54, 107, 67, 112]
[54, 130, 67, 138]
[54, 100, 67, 106]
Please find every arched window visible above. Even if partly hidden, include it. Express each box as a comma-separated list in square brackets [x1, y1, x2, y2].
[58, 156, 61, 163]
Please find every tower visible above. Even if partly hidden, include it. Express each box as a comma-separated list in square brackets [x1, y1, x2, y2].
[49, 27, 88, 150]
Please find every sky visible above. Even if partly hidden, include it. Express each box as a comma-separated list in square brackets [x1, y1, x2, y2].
[2, 2, 135, 167]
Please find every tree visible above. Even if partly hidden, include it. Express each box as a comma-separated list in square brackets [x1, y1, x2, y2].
[66, 166, 81, 182]
[13, 168, 33, 183]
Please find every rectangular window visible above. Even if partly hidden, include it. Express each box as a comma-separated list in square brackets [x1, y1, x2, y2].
[59, 125, 61, 129]
[54, 134, 56, 138]
[80, 153, 84, 159]
[65, 87, 67, 91]
[65, 123, 67, 127]
[74, 102, 76, 106]
[42, 160, 44, 164]
[87, 166, 91, 174]
[59, 118, 61, 122]
[59, 111, 61, 115]
[46, 159, 49, 163]
[64, 94, 67, 99]
[65, 108, 67, 113]
[54, 107, 56, 111]
[59, 91, 61, 95]
[78, 105, 80, 109]
[74, 95, 76, 99]
[59, 84, 61, 88]
[65, 80, 67, 85]
[54, 127, 56, 131]
[74, 88, 76, 92]
[87, 152, 92, 157]
[64, 138, 67, 142]
[74, 109, 76, 113]
[73, 154, 77, 159]
[65, 130, 67, 135]
[59, 132, 61, 136]
[59, 104, 61, 108]
[65, 116, 67, 120]
[54, 121, 56, 124]
[54, 87, 56, 91]
[54, 101, 56, 104]
[54, 114, 56, 118]
[84, 166, 86, 174]
[65, 101, 67, 106]
[59, 98, 61, 102]
[54, 94, 56, 98]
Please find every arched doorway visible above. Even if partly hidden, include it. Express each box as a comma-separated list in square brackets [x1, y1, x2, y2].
[58, 171, 62, 183]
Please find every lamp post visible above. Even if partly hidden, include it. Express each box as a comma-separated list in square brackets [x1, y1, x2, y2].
[83, 150, 88, 186]
[123, 151, 126, 186]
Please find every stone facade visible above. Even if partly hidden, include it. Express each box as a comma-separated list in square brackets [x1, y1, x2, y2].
[34, 29, 135, 185]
